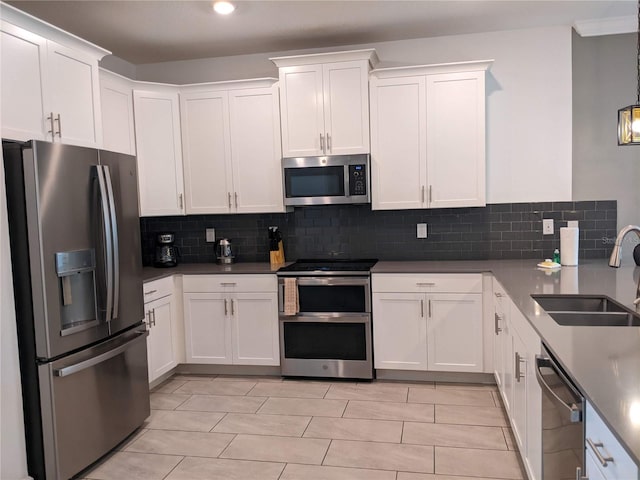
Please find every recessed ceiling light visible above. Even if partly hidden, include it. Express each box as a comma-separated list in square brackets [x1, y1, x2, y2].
[213, 1, 235, 15]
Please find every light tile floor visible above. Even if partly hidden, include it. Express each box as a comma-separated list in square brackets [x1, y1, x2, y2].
[78, 375, 526, 480]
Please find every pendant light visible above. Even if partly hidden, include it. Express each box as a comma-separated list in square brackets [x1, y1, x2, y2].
[617, 0, 640, 145]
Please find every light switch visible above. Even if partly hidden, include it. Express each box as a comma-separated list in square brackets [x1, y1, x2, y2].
[206, 228, 216, 242]
[417, 223, 428, 239]
[543, 219, 554, 235]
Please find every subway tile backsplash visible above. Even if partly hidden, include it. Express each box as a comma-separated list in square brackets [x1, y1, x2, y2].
[140, 201, 617, 265]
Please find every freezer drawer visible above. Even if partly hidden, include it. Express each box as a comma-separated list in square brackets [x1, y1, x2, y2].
[37, 328, 150, 480]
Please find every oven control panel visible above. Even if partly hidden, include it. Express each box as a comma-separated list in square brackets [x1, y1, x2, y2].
[349, 164, 367, 196]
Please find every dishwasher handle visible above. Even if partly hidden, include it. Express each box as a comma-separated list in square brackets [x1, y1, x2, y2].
[535, 355, 582, 423]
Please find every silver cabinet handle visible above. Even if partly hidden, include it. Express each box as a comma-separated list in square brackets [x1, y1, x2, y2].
[494, 312, 503, 334]
[421, 185, 425, 204]
[234, 192, 238, 208]
[230, 299, 235, 315]
[320, 133, 325, 153]
[429, 185, 433, 203]
[420, 299, 424, 318]
[55, 113, 62, 137]
[179, 193, 183, 209]
[327, 133, 331, 152]
[224, 298, 228, 316]
[416, 282, 435, 286]
[145, 310, 152, 327]
[495, 292, 504, 298]
[228, 192, 232, 208]
[515, 352, 525, 382]
[47, 112, 55, 139]
[150, 308, 156, 327]
[220, 282, 237, 286]
[144, 289, 157, 296]
[428, 299, 432, 318]
[586, 438, 614, 467]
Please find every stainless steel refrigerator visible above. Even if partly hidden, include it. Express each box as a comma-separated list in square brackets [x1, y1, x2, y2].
[3, 140, 150, 480]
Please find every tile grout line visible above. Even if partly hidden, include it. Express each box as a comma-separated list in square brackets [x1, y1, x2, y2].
[160, 455, 186, 480]
[208, 412, 229, 433]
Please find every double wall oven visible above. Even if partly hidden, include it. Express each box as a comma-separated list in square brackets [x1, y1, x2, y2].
[277, 259, 376, 379]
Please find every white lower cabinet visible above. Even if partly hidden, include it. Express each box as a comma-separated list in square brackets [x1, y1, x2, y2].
[493, 278, 542, 480]
[183, 275, 279, 366]
[585, 401, 639, 480]
[144, 277, 180, 383]
[372, 274, 483, 373]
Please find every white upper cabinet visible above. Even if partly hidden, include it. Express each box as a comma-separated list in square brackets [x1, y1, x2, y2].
[99, 69, 136, 155]
[180, 79, 284, 215]
[370, 60, 492, 210]
[271, 49, 378, 157]
[0, 6, 108, 147]
[133, 87, 185, 217]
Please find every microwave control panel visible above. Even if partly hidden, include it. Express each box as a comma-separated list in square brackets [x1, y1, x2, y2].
[349, 164, 367, 196]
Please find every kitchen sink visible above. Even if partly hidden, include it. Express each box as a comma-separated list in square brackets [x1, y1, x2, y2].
[531, 295, 640, 327]
[531, 295, 628, 313]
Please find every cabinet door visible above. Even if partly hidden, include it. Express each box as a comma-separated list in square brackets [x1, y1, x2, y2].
[133, 89, 185, 216]
[100, 71, 135, 155]
[180, 91, 233, 214]
[1, 21, 49, 142]
[146, 295, 176, 382]
[511, 329, 527, 453]
[183, 293, 232, 364]
[370, 76, 426, 210]
[279, 64, 324, 157]
[231, 293, 279, 366]
[322, 61, 370, 155]
[426, 71, 486, 208]
[427, 293, 483, 372]
[47, 41, 102, 148]
[585, 451, 607, 480]
[372, 293, 427, 370]
[229, 86, 285, 213]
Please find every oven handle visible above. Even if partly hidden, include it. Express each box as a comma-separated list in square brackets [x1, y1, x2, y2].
[279, 314, 370, 324]
[292, 277, 371, 287]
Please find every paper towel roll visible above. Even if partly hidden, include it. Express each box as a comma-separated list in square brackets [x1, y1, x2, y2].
[560, 227, 579, 266]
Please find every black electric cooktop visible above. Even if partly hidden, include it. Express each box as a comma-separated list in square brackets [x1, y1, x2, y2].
[278, 258, 378, 274]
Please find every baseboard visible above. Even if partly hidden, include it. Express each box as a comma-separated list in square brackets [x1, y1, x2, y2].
[175, 364, 282, 376]
[375, 369, 496, 384]
[149, 367, 179, 389]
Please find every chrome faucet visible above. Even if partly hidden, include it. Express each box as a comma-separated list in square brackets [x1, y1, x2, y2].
[609, 225, 640, 267]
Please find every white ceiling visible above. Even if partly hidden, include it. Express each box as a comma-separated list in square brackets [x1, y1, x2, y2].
[5, 0, 637, 64]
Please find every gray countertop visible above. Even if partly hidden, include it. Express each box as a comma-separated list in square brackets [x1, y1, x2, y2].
[142, 262, 284, 282]
[374, 259, 640, 465]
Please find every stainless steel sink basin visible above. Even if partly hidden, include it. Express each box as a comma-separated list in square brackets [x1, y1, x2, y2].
[531, 294, 640, 327]
[542, 312, 640, 327]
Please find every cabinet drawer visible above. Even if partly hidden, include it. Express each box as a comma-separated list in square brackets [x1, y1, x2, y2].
[183, 274, 277, 293]
[372, 274, 482, 294]
[143, 276, 173, 303]
[586, 402, 638, 480]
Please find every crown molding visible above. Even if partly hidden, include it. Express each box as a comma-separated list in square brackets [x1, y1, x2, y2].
[574, 15, 637, 37]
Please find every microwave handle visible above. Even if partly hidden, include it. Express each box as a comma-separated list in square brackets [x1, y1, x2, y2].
[344, 165, 350, 198]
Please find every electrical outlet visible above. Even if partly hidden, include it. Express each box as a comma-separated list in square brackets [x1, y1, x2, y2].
[567, 220, 579, 228]
[543, 219, 554, 235]
[205, 228, 216, 242]
[417, 223, 428, 239]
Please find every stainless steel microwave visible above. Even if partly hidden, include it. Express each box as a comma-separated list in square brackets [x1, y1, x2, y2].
[282, 154, 370, 206]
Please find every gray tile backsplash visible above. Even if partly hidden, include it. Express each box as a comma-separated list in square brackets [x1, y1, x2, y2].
[140, 201, 617, 265]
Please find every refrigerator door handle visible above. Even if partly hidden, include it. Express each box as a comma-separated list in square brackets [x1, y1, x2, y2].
[54, 330, 148, 377]
[94, 166, 114, 323]
[102, 165, 119, 320]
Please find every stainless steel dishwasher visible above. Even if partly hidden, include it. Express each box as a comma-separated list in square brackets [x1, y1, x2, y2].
[536, 344, 585, 480]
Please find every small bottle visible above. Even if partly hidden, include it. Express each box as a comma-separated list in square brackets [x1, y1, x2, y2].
[553, 248, 560, 264]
